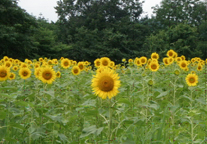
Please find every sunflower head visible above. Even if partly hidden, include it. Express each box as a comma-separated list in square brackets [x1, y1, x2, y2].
[61, 58, 71, 69]
[149, 62, 159, 72]
[19, 68, 32, 80]
[197, 64, 202, 71]
[151, 52, 159, 59]
[56, 71, 61, 78]
[148, 79, 154, 86]
[174, 69, 180, 76]
[100, 57, 111, 67]
[8, 73, 15, 80]
[185, 73, 198, 86]
[78, 62, 85, 71]
[179, 60, 188, 70]
[91, 67, 121, 99]
[39, 66, 56, 84]
[163, 58, 169, 66]
[72, 66, 81, 75]
[167, 49, 175, 57]
[140, 57, 147, 64]
[0, 65, 10, 81]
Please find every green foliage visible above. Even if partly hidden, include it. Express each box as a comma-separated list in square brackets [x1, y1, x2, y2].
[143, 22, 203, 60]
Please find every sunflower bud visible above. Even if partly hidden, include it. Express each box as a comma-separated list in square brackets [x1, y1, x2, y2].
[174, 69, 180, 76]
[148, 80, 154, 86]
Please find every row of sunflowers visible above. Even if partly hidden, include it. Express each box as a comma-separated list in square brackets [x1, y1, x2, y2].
[0, 49, 206, 100]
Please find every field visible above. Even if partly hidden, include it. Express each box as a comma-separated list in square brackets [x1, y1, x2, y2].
[0, 53, 207, 144]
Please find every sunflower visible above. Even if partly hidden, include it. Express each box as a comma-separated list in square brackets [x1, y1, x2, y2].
[197, 64, 202, 71]
[191, 71, 196, 74]
[148, 79, 154, 86]
[163, 58, 170, 66]
[149, 62, 159, 72]
[100, 57, 111, 67]
[72, 66, 81, 75]
[109, 61, 115, 68]
[185, 73, 198, 86]
[34, 63, 40, 69]
[20, 63, 28, 68]
[39, 58, 44, 62]
[4, 61, 12, 68]
[52, 59, 58, 65]
[168, 57, 174, 64]
[78, 62, 85, 71]
[191, 58, 196, 63]
[140, 56, 147, 65]
[151, 52, 159, 60]
[61, 58, 71, 69]
[128, 59, 133, 63]
[8, 73, 15, 80]
[14, 59, 19, 65]
[19, 68, 31, 79]
[39, 66, 56, 84]
[91, 67, 121, 99]
[48, 60, 53, 65]
[34, 67, 41, 79]
[179, 60, 188, 70]
[0, 65, 10, 81]
[174, 69, 180, 76]
[56, 71, 61, 78]
[181, 55, 186, 61]
[122, 58, 126, 62]
[12, 66, 19, 71]
[167, 49, 175, 57]
[72, 61, 77, 66]
[3, 56, 9, 62]
[134, 58, 142, 66]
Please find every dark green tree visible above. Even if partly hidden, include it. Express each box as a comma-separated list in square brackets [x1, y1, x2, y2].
[0, 0, 38, 60]
[143, 22, 203, 60]
[54, 0, 148, 63]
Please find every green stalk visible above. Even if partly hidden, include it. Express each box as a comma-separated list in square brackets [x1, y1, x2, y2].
[108, 98, 112, 144]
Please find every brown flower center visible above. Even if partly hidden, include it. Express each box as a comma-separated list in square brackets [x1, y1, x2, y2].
[98, 76, 114, 92]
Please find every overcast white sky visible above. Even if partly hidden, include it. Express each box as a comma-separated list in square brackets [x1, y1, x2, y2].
[18, 0, 163, 22]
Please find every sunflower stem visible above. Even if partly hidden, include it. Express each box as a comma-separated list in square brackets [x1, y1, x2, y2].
[108, 98, 112, 144]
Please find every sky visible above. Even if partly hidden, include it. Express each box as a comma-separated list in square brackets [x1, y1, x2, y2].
[18, 0, 163, 22]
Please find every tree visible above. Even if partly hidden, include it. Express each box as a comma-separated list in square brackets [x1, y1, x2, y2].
[143, 22, 203, 60]
[54, 0, 147, 63]
[0, 0, 38, 60]
[151, 0, 206, 28]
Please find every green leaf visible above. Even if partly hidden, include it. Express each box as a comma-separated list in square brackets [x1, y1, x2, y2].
[9, 122, 25, 130]
[117, 98, 131, 105]
[0, 111, 7, 120]
[58, 133, 69, 142]
[156, 91, 169, 98]
[80, 125, 97, 138]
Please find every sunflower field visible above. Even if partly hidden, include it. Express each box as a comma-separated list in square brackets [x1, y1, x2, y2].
[0, 50, 207, 144]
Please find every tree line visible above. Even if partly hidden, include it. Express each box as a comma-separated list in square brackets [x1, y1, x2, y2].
[0, 0, 206, 63]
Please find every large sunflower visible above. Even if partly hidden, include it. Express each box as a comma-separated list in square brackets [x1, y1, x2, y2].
[134, 58, 142, 66]
[167, 49, 175, 57]
[151, 52, 159, 60]
[8, 73, 15, 80]
[19, 68, 31, 79]
[72, 66, 81, 75]
[179, 60, 188, 70]
[100, 57, 111, 67]
[61, 58, 71, 69]
[185, 73, 198, 86]
[149, 62, 159, 72]
[78, 62, 85, 71]
[163, 58, 170, 66]
[39, 66, 56, 84]
[0, 65, 10, 81]
[140, 56, 147, 65]
[91, 68, 121, 99]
